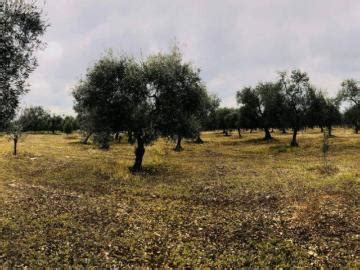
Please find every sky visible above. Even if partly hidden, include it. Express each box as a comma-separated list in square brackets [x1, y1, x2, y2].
[23, 0, 360, 115]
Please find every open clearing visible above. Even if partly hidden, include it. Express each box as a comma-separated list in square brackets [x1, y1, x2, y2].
[0, 129, 359, 268]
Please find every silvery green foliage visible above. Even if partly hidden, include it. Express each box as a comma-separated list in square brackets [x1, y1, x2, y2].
[0, 0, 47, 129]
[339, 79, 360, 133]
[278, 70, 312, 146]
[93, 131, 111, 149]
[339, 79, 360, 106]
[144, 46, 209, 149]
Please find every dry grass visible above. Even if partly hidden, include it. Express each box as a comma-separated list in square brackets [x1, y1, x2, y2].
[0, 129, 359, 267]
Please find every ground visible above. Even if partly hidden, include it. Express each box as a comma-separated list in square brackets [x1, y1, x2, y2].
[0, 129, 359, 268]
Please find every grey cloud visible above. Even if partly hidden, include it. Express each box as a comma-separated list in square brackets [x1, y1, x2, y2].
[23, 0, 360, 113]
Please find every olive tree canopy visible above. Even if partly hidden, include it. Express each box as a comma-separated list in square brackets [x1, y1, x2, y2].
[0, 0, 48, 129]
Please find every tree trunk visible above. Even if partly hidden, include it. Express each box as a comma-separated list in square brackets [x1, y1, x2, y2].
[328, 126, 332, 136]
[114, 132, 122, 143]
[320, 126, 324, 133]
[290, 128, 299, 147]
[237, 128, 242, 138]
[114, 132, 120, 141]
[132, 137, 145, 172]
[13, 138, 17, 156]
[282, 128, 287, 134]
[175, 135, 183, 151]
[264, 128, 272, 140]
[224, 130, 230, 136]
[355, 126, 359, 134]
[82, 132, 92, 144]
[250, 129, 253, 133]
[128, 131, 133, 143]
[194, 135, 204, 144]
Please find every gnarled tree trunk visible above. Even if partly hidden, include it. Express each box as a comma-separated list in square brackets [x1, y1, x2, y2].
[175, 135, 183, 151]
[290, 128, 299, 147]
[194, 135, 204, 144]
[132, 137, 145, 172]
[328, 126, 332, 136]
[264, 127, 272, 141]
[82, 132, 92, 144]
[128, 131, 133, 143]
[237, 128, 242, 138]
[13, 138, 18, 156]
[114, 132, 120, 141]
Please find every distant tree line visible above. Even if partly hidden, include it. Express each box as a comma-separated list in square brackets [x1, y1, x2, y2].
[205, 70, 359, 146]
[72, 48, 360, 171]
[15, 106, 78, 134]
[0, 106, 78, 134]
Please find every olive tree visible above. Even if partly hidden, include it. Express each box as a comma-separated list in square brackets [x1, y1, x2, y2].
[343, 105, 360, 133]
[0, 0, 47, 129]
[73, 54, 137, 148]
[18, 106, 51, 132]
[224, 109, 241, 137]
[7, 120, 22, 155]
[145, 47, 209, 151]
[62, 116, 76, 135]
[278, 70, 311, 147]
[73, 53, 157, 171]
[215, 107, 236, 136]
[338, 79, 360, 133]
[322, 99, 341, 136]
[193, 94, 220, 143]
[203, 95, 221, 131]
[305, 88, 327, 131]
[49, 114, 64, 134]
[237, 82, 284, 140]
[339, 79, 360, 106]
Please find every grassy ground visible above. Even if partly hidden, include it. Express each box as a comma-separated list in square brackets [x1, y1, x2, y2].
[0, 129, 359, 268]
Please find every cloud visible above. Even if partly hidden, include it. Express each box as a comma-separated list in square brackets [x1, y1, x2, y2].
[23, 0, 360, 112]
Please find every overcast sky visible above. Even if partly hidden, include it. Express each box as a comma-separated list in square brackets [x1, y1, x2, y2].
[23, 0, 360, 115]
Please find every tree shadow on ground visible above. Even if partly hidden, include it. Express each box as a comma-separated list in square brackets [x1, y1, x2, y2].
[269, 144, 292, 153]
[63, 135, 79, 140]
[242, 137, 280, 145]
[128, 164, 169, 177]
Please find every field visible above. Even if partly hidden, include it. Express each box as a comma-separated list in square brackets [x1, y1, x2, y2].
[0, 129, 359, 268]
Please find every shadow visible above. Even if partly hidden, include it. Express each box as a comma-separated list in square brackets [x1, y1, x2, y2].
[67, 141, 91, 145]
[242, 137, 280, 145]
[63, 135, 79, 140]
[307, 165, 339, 176]
[221, 140, 243, 146]
[269, 145, 291, 153]
[128, 164, 168, 176]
